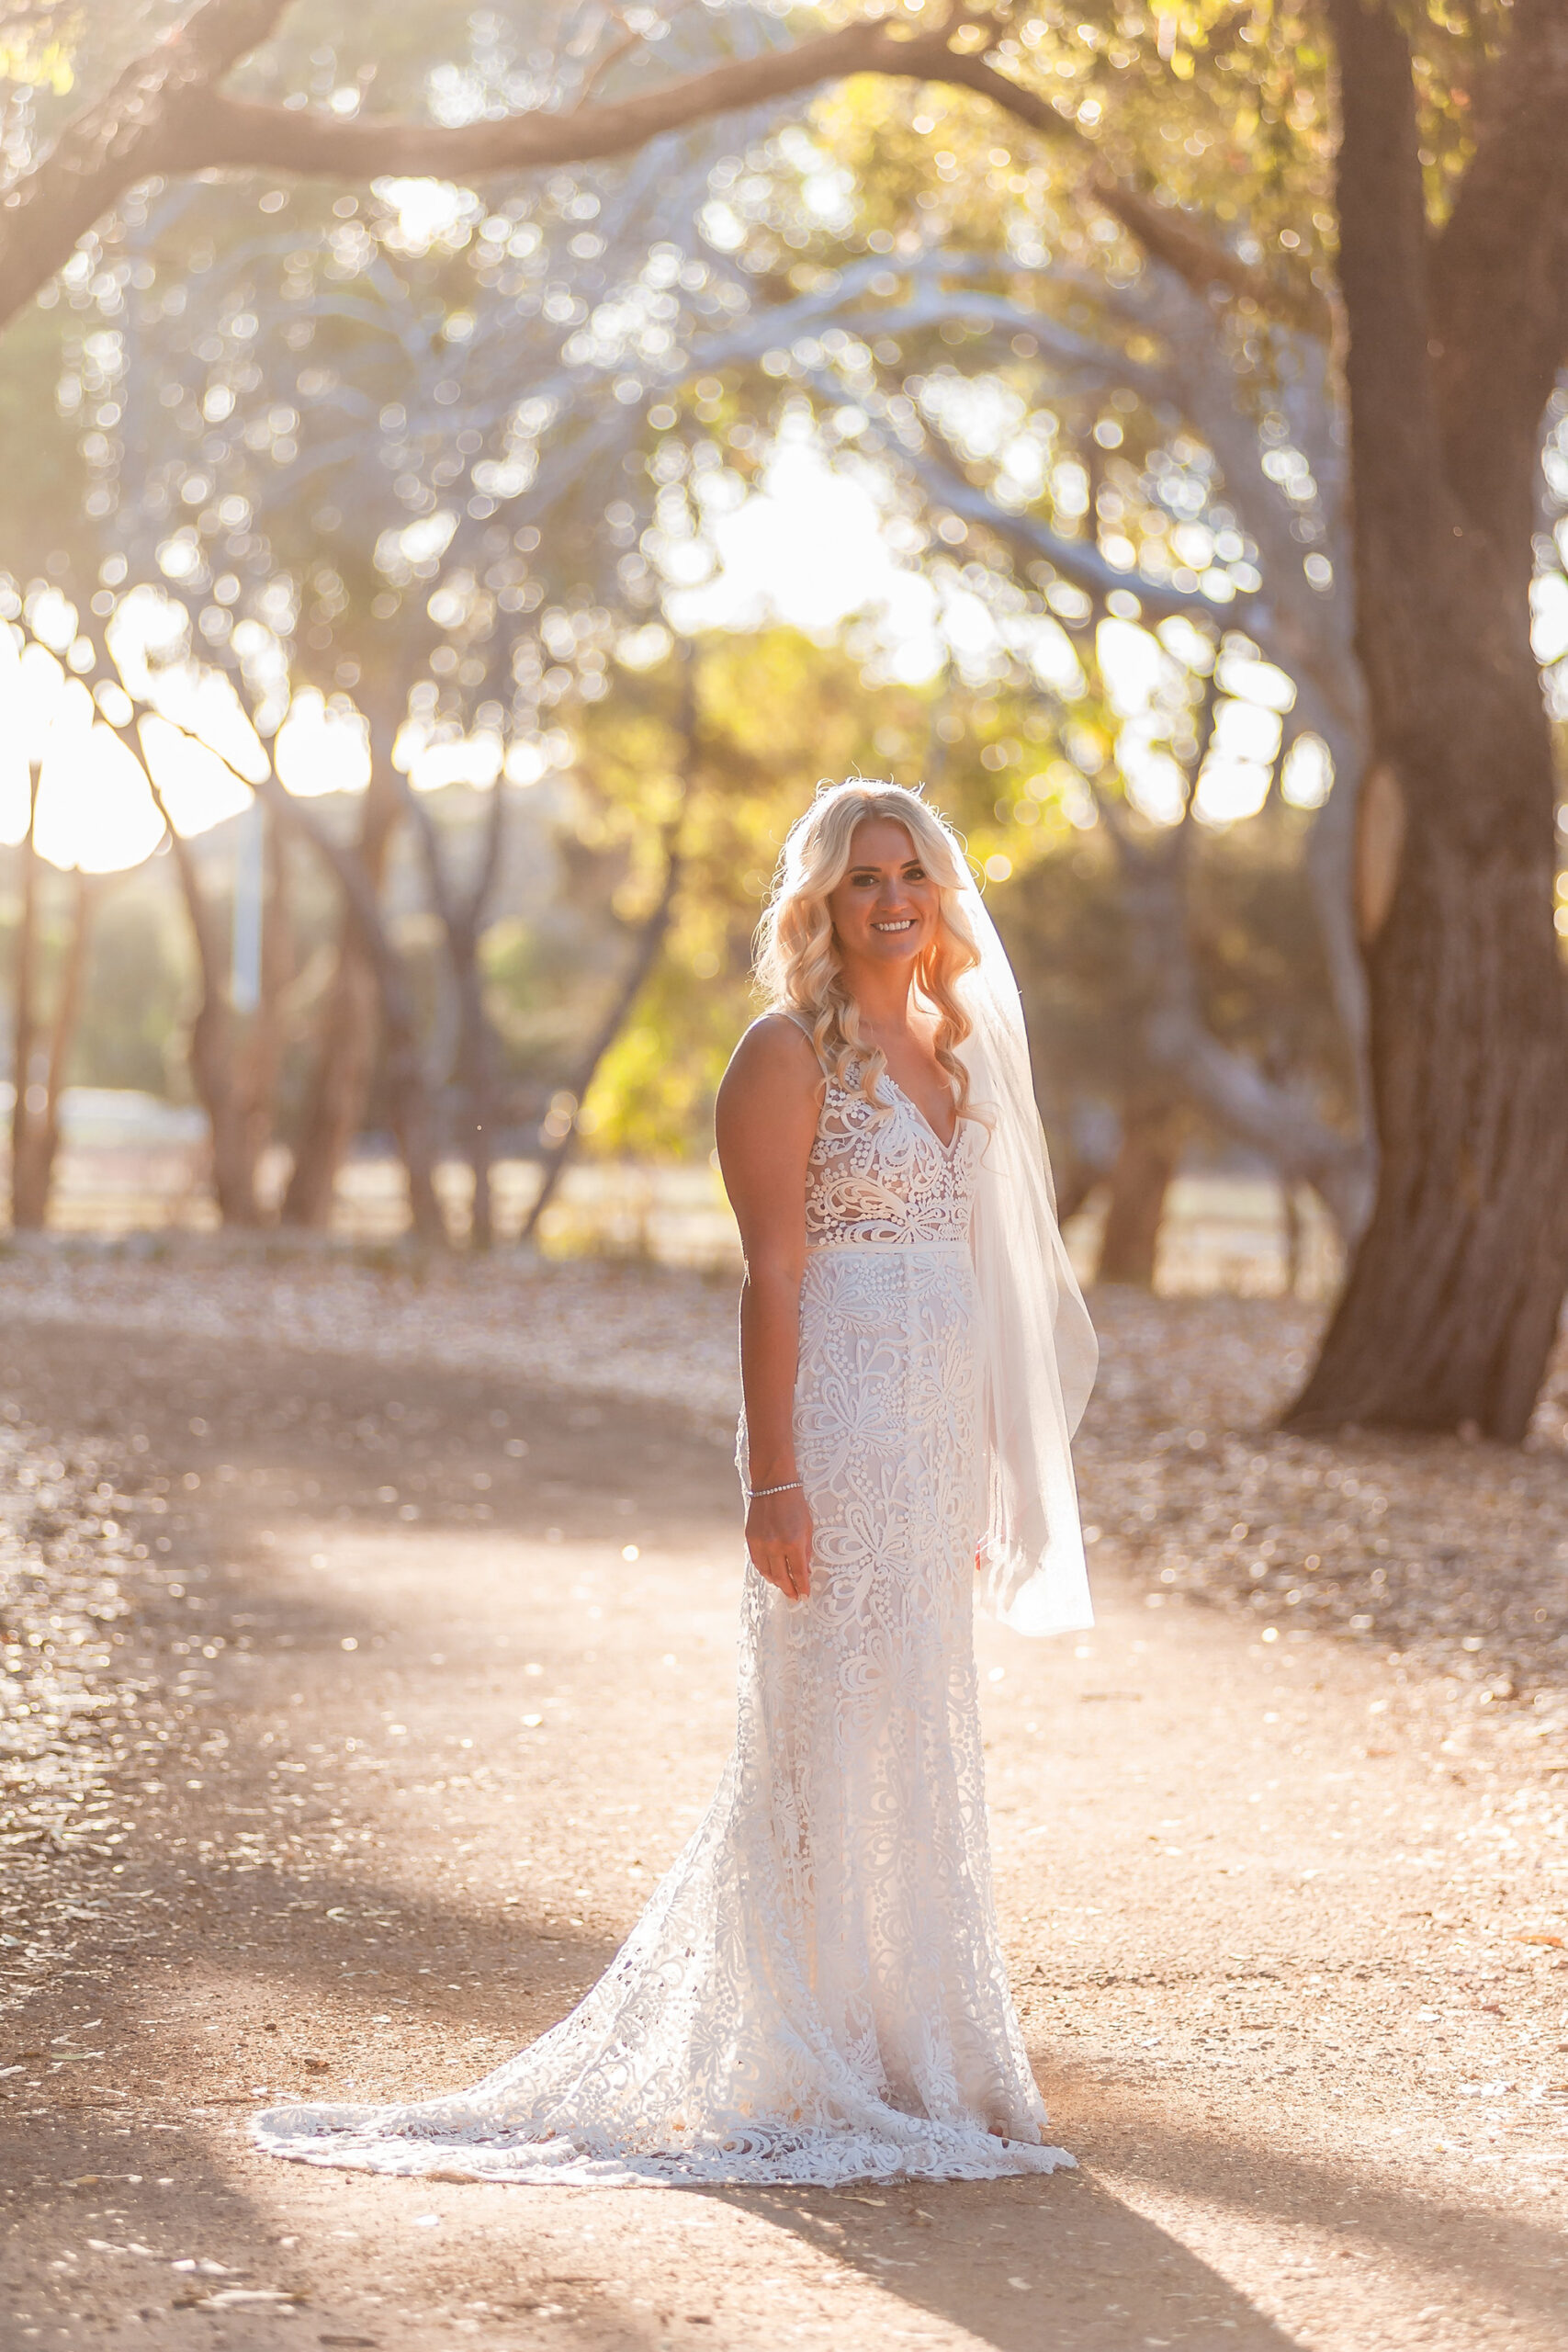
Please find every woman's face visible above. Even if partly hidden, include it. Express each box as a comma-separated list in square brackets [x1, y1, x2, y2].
[826, 819, 940, 973]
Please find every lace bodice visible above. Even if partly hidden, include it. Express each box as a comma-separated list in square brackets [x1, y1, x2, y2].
[806, 1058, 980, 1249]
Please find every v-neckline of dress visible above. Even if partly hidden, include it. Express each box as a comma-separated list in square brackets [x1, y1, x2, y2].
[883, 1069, 961, 1156]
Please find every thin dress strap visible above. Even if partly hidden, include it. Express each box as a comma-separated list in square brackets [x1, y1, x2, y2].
[779, 1006, 829, 1074]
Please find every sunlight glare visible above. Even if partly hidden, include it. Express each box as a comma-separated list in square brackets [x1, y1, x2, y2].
[275, 688, 371, 797]
[0, 733, 27, 846]
[1281, 732, 1334, 809]
[1211, 696, 1283, 767]
[505, 739, 550, 786]
[143, 664, 269, 785]
[672, 443, 916, 639]
[409, 731, 502, 792]
[138, 712, 254, 837]
[373, 176, 479, 255]
[0, 629, 46, 841]
[34, 680, 165, 873]
[1015, 614, 1086, 699]
[1195, 756, 1273, 826]
[11, 638, 67, 764]
[1214, 650, 1296, 711]
[107, 584, 187, 695]
[23, 586, 78, 654]
[1122, 746, 1188, 826]
[1097, 618, 1169, 718]
[1529, 571, 1568, 665]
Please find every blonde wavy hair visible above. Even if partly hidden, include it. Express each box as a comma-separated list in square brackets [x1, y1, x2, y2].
[754, 780, 983, 1120]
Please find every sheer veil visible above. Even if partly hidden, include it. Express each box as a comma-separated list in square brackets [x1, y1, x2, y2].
[952, 876, 1099, 1635]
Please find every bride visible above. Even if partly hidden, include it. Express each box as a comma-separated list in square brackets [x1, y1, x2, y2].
[255, 779, 1097, 2187]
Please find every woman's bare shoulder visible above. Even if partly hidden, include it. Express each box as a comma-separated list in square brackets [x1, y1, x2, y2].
[718, 1013, 822, 1107]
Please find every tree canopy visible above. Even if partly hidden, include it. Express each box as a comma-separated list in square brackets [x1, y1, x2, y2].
[4, 1, 1568, 1430]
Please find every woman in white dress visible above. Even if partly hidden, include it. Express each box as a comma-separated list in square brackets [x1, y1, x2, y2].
[254, 779, 1097, 2188]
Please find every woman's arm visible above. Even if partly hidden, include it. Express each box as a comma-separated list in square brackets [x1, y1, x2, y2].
[714, 1016, 822, 1601]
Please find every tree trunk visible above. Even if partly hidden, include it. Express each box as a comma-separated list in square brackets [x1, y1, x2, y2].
[463, 998, 497, 1252]
[1289, 1, 1568, 1439]
[1095, 1092, 1185, 1288]
[404, 774, 509, 1251]
[523, 659, 695, 1249]
[258, 774, 447, 1247]
[230, 805, 293, 1211]
[1048, 1159, 1105, 1230]
[7, 772, 40, 1228]
[456, 783, 508, 1253]
[161, 820, 261, 1227]
[278, 927, 380, 1231]
[10, 870, 96, 1231]
[80, 664, 271, 1227]
[382, 1020, 446, 1248]
[1280, 1182, 1304, 1300]
[1290, 802, 1568, 1436]
[281, 758, 400, 1230]
[521, 840, 682, 1245]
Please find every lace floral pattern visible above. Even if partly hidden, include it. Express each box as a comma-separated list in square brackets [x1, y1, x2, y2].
[805, 1058, 977, 1249]
[253, 1066, 1070, 2188]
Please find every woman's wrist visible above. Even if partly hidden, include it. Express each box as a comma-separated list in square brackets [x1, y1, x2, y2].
[746, 1453, 798, 1487]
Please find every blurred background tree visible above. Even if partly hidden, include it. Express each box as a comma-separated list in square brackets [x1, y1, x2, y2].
[1, 2, 1565, 1436]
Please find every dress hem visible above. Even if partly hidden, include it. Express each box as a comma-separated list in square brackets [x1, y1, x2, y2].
[250, 2118, 1077, 2189]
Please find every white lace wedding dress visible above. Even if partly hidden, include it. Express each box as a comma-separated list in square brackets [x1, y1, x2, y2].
[254, 1054, 1071, 2187]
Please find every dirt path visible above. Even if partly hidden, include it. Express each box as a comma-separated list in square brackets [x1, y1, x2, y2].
[1, 1309, 1564, 2352]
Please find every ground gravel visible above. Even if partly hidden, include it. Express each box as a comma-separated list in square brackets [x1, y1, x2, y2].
[0, 1406, 174, 2004]
[5, 1244, 1564, 1726]
[2, 1250, 1566, 2351]
[1077, 1292, 1568, 1737]
[0, 1238, 743, 1425]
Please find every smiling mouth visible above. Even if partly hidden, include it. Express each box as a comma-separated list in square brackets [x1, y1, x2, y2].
[872, 919, 916, 933]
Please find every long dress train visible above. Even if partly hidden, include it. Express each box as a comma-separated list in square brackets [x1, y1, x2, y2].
[253, 1055, 1071, 2186]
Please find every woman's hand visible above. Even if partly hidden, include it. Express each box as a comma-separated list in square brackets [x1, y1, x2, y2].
[747, 1486, 814, 1602]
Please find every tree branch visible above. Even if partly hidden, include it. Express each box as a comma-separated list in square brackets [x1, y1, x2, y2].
[148, 20, 993, 175]
[0, 4, 1322, 340]
[932, 52, 1330, 335]
[0, 0, 292, 329]
[1102, 796, 1372, 1236]
[908, 408, 1256, 623]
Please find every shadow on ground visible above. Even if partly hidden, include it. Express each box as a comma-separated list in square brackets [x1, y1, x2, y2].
[4, 1315, 1560, 2351]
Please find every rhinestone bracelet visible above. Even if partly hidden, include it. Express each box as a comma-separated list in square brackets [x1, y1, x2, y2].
[746, 1479, 803, 1501]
